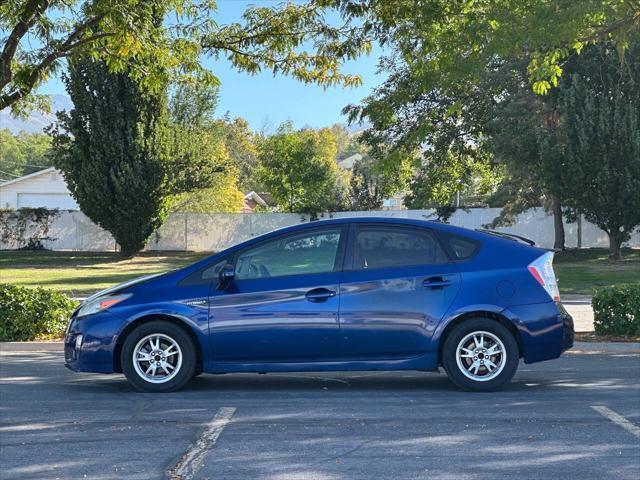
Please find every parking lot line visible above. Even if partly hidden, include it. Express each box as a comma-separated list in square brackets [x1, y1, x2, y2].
[592, 405, 640, 439]
[167, 406, 236, 480]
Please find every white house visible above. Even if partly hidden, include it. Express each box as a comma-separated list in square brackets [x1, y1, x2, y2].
[0, 167, 79, 210]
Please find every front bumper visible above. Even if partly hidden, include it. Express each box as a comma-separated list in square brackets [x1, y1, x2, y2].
[64, 311, 122, 373]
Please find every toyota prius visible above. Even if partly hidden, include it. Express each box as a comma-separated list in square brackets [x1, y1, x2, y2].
[65, 217, 574, 392]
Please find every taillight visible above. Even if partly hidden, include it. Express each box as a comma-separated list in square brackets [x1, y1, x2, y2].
[528, 252, 560, 301]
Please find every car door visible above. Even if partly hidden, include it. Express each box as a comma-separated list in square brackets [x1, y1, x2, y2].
[208, 225, 347, 363]
[338, 223, 461, 359]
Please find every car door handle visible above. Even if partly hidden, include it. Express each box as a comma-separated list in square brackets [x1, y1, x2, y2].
[305, 288, 337, 302]
[422, 277, 452, 289]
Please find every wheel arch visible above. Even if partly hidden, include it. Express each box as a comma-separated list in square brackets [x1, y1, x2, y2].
[113, 314, 203, 374]
[437, 311, 523, 365]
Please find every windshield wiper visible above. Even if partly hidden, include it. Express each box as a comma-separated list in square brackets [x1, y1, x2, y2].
[475, 229, 536, 246]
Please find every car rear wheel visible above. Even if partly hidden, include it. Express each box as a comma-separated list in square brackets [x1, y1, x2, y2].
[121, 321, 197, 392]
[442, 318, 519, 391]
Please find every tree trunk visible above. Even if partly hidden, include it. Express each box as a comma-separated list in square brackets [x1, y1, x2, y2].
[119, 247, 136, 259]
[551, 195, 565, 251]
[608, 232, 622, 261]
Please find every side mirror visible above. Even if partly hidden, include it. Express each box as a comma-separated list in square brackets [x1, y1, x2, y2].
[217, 264, 235, 290]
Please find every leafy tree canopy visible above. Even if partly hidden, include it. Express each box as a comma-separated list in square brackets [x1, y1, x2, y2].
[171, 172, 245, 213]
[167, 82, 246, 213]
[167, 82, 233, 195]
[258, 122, 348, 216]
[0, 0, 371, 114]
[343, 0, 638, 96]
[212, 115, 261, 192]
[342, 0, 639, 175]
[0, 129, 53, 180]
[341, 0, 638, 237]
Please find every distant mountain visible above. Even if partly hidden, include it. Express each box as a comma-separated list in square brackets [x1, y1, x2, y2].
[345, 121, 371, 134]
[0, 94, 370, 135]
[0, 94, 73, 134]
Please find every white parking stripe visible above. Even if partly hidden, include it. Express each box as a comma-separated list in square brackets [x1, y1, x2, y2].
[592, 405, 640, 439]
[168, 407, 236, 480]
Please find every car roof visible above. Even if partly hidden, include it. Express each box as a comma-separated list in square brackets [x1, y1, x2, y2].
[242, 216, 490, 244]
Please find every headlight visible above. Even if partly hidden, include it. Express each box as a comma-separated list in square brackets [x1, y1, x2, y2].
[77, 293, 132, 318]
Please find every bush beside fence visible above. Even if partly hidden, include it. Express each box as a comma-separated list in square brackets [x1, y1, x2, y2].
[0, 284, 78, 341]
[592, 284, 640, 336]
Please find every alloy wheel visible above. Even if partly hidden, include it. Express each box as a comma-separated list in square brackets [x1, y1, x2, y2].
[132, 333, 183, 384]
[455, 330, 506, 382]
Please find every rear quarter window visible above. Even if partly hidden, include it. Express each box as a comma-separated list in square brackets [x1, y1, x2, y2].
[438, 232, 480, 260]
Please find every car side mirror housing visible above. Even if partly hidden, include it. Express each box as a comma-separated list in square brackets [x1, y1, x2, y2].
[217, 264, 235, 290]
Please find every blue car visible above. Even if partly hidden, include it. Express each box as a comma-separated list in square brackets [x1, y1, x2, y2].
[65, 217, 573, 392]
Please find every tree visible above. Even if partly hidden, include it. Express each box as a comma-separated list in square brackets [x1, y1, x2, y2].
[167, 82, 246, 213]
[349, 157, 385, 211]
[347, 139, 412, 211]
[557, 39, 640, 260]
[171, 172, 245, 213]
[258, 123, 347, 216]
[50, 57, 171, 257]
[404, 150, 501, 213]
[0, 0, 371, 115]
[3, 0, 635, 115]
[212, 116, 261, 192]
[341, 0, 638, 97]
[484, 60, 570, 250]
[167, 82, 233, 195]
[0, 129, 53, 180]
[342, 0, 639, 237]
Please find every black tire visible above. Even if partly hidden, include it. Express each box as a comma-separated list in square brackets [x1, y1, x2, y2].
[121, 320, 197, 393]
[442, 318, 519, 392]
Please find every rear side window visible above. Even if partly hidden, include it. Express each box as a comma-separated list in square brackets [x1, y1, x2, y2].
[353, 226, 448, 270]
[439, 232, 480, 260]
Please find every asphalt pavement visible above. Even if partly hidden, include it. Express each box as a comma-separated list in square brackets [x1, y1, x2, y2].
[1, 347, 639, 480]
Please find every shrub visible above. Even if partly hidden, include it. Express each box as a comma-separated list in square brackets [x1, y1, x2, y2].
[0, 284, 78, 341]
[0, 208, 60, 250]
[592, 284, 640, 336]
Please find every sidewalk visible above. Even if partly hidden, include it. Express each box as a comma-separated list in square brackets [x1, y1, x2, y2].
[563, 294, 594, 332]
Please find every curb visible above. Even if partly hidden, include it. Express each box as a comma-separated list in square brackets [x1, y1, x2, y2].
[569, 342, 640, 354]
[0, 342, 63, 352]
[1, 341, 639, 354]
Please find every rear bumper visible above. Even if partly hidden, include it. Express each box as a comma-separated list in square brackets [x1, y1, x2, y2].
[503, 301, 574, 364]
[559, 302, 574, 352]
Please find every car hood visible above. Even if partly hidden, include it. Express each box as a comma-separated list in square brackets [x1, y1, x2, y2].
[83, 273, 165, 304]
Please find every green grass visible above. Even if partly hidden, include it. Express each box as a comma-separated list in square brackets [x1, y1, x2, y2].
[0, 251, 209, 297]
[1, 248, 638, 297]
[554, 248, 640, 295]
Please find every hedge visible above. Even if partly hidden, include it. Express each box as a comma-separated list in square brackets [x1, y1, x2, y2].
[592, 284, 640, 336]
[0, 284, 78, 341]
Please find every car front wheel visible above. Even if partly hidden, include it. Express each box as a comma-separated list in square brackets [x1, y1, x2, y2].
[442, 318, 519, 391]
[121, 321, 197, 392]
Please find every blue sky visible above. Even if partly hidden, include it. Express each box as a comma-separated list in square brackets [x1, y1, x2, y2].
[40, 1, 385, 132]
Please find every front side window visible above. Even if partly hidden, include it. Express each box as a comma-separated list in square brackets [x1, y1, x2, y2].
[235, 228, 343, 280]
[353, 226, 448, 270]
